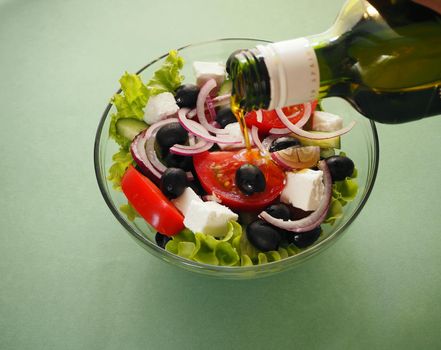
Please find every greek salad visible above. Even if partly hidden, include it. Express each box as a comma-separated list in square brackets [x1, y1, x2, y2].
[107, 50, 358, 267]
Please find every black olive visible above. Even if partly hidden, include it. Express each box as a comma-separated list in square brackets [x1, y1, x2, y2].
[269, 136, 301, 152]
[160, 168, 188, 199]
[264, 203, 291, 221]
[246, 220, 282, 252]
[215, 107, 237, 128]
[226, 49, 243, 74]
[163, 153, 193, 172]
[156, 122, 189, 152]
[285, 226, 321, 248]
[235, 164, 266, 195]
[175, 84, 200, 108]
[325, 155, 355, 182]
[155, 232, 171, 249]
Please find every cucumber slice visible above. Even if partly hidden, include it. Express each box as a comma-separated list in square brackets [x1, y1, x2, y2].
[219, 79, 232, 96]
[320, 148, 336, 159]
[115, 118, 148, 141]
[296, 133, 341, 149]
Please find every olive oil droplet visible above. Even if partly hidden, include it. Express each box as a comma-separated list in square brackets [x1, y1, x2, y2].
[231, 95, 251, 150]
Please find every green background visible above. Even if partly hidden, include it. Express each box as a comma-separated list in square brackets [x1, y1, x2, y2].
[1, 0, 440, 349]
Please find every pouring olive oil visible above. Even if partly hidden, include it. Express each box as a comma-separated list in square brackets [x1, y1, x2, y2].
[227, 0, 441, 124]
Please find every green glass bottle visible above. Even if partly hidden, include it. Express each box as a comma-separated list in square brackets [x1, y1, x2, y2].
[228, 0, 441, 123]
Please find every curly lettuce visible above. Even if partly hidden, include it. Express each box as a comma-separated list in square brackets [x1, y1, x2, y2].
[107, 148, 135, 191]
[107, 50, 185, 191]
[165, 221, 302, 267]
[120, 202, 140, 222]
[165, 222, 241, 266]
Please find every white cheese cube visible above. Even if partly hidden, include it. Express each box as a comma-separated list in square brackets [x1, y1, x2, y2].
[183, 200, 238, 237]
[311, 111, 343, 132]
[280, 169, 324, 211]
[218, 122, 253, 150]
[143, 92, 179, 124]
[172, 187, 204, 216]
[193, 61, 226, 87]
[171, 187, 203, 216]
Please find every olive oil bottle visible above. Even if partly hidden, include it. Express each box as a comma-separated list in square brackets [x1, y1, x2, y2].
[228, 0, 441, 123]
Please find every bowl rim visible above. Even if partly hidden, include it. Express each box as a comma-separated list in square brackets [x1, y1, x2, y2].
[94, 37, 380, 274]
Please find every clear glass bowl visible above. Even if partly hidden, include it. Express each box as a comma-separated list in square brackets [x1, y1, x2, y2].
[94, 38, 379, 279]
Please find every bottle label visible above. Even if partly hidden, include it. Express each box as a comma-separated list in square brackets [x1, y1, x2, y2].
[257, 38, 319, 109]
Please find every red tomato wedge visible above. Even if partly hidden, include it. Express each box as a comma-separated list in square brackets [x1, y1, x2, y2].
[121, 166, 184, 236]
[245, 100, 318, 134]
[193, 149, 286, 211]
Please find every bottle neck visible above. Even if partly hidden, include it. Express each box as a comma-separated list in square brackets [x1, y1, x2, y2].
[229, 48, 271, 111]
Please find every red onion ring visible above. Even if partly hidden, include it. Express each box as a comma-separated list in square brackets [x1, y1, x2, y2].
[251, 126, 267, 156]
[141, 118, 194, 180]
[270, 146, 320, 170]
[178, 108, 241, 145]
[258, 160, 332, 232]
[130, 130, 163, 179]
[256, 110, 263, 123]
[196, 79, 229, 135]
[261, 135, 278, 151]
[269, 102, 311, 135]
[169, 138, 214, 155]
[272, 108, 355, 140]
[205, 95, 216, 122]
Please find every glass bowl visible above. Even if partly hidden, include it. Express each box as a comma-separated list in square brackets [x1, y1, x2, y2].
[94, 38, 379, 279]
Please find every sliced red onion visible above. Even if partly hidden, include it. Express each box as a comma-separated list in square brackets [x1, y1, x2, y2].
[261, 135, 278, 151]
[256, 110, 263, 123]
[270, 146, 320, 170]
[251, 126, 267, 156]
[272, 108, 355, 140]
[139, 119, 194, 180]
[205, 95, 216, 122]
[268, 102, 312, 135]
[188, 108, 197, 119]
[187, 94, 231, 118]
[145, 138, 194, 180]
[213, 93, 231, 106]
[145, 138, 168, 173]
[196, 79, 229, 135]
[188, 134, 196, 146]
[258, 160, 332, 232]
[169, 141, 214, 155]
[178, 108, 241, 145]
[130, 130, 162, 179]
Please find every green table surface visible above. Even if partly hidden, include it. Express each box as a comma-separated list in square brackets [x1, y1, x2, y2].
[1, 0, 441, 349]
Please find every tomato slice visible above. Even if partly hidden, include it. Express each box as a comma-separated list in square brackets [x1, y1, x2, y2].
[193, 149, 286, 211]
[245, 100, 318, 134]
[121, 166, 184, 236]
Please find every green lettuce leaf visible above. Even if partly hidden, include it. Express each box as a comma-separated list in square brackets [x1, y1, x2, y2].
[120, 202, 140, 221]
[109, 73, 150, 149]
[107, 148, 134, 190]
[107, 51, 185, 192]
[164, 221, 305, 266]
[145, 50, 185, 94]
[216, 242, 240, 266]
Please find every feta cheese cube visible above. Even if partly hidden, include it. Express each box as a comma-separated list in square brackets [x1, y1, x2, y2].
[171, 187, 203, 216]
[143, 92, 179, 124]
[311, 111, 343, 132]
[193, 61, 226, 87]
[183, 200, 238, 237]
[218, 122, 253, 150]
[280, 169, 324, 211]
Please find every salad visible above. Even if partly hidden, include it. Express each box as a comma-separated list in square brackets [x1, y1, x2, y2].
[107, 50, 358, 267]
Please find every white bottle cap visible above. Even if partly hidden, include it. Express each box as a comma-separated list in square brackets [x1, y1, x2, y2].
[257, 38, 320, 109]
